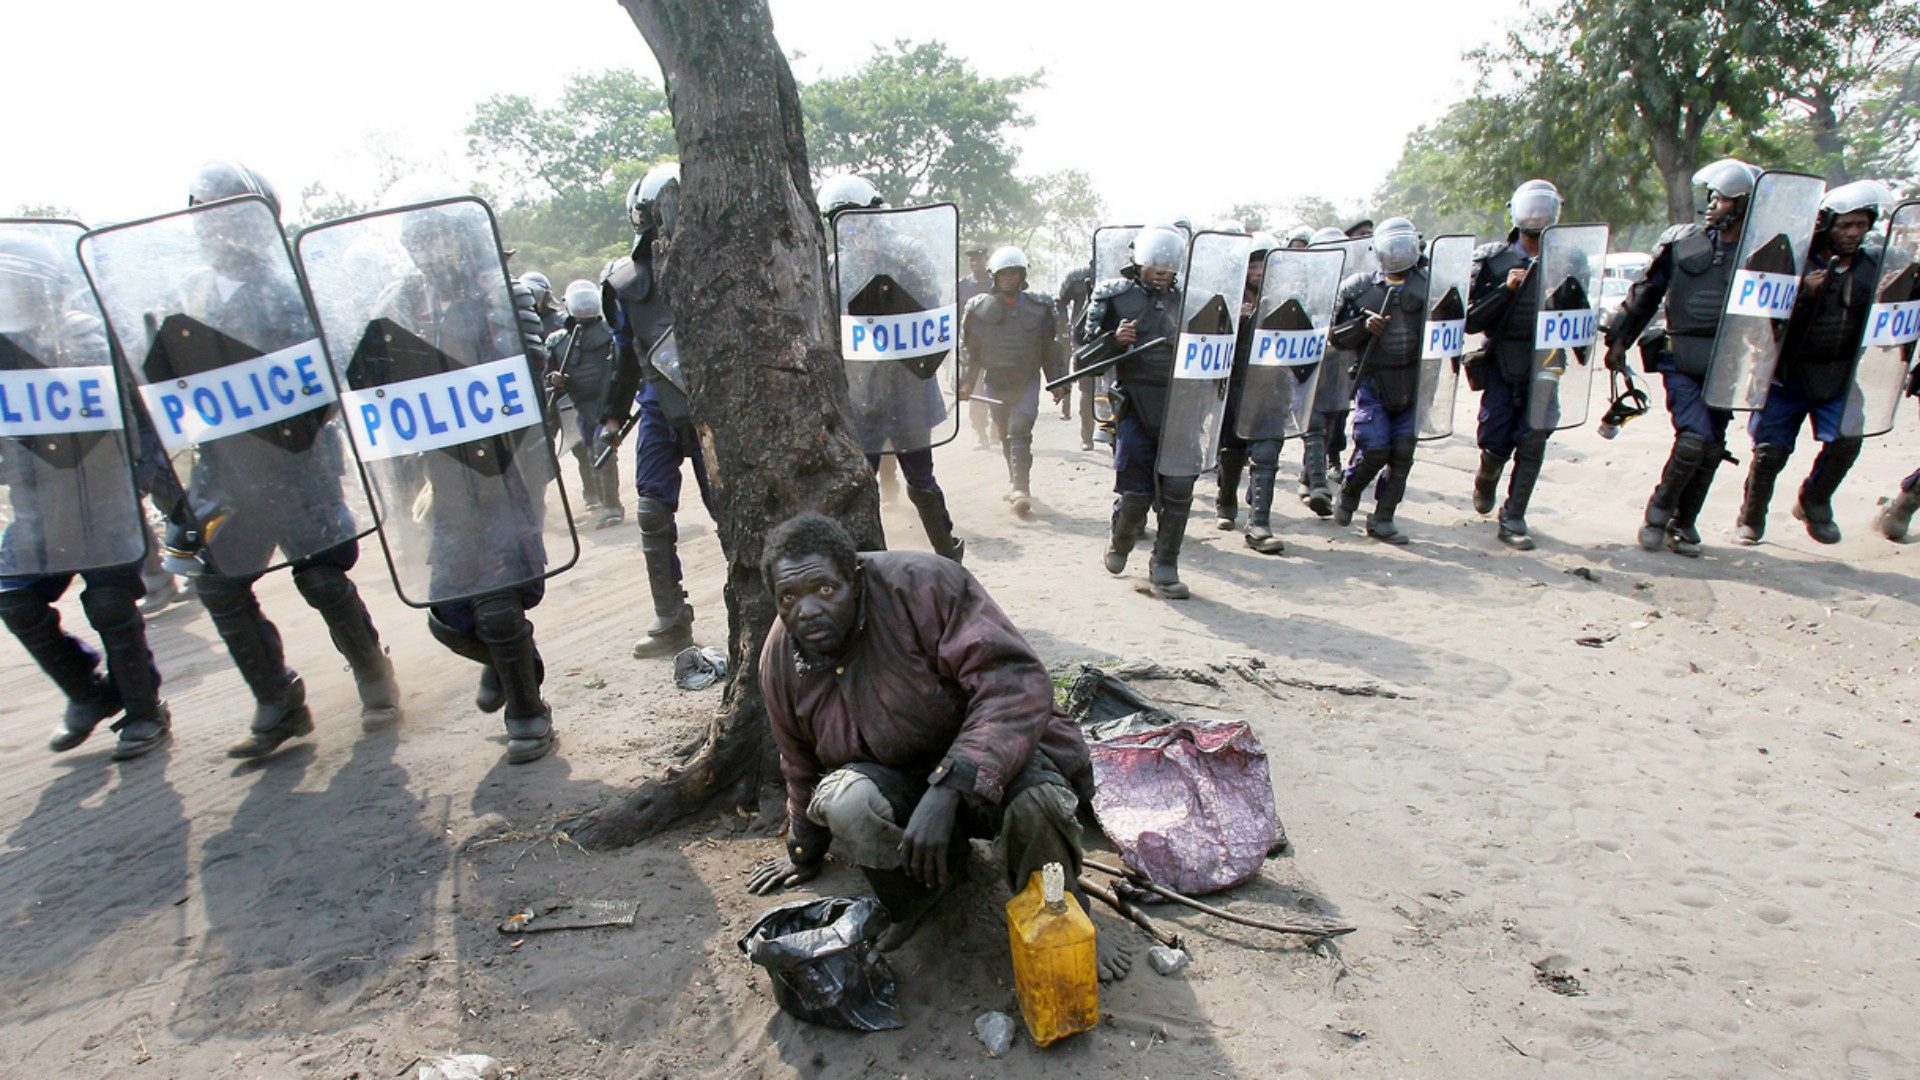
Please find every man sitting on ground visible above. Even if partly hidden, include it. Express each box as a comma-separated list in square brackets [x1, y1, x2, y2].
[745, 512, 1130, 979]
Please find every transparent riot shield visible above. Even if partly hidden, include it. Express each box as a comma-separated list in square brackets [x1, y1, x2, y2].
[1704, 170, 1827, 410]
[1527, 223, 1610, 432]
[833, 203, 958, 454]
[1237, 246, 1346, 442]
[1845, 200, 1920, 438]
[1312, 237, 1375, 412]
[1093, 225, 1142, 285]
[78, 196, 370, 578]
[1159, 231, 1253, 476]
[295, 196, 579, 607]
[0, 219, 146, 577]
[1416, 235, 1474, 440]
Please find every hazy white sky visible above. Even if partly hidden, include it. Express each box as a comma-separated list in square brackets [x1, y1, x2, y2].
[4, 0, 1512, 226]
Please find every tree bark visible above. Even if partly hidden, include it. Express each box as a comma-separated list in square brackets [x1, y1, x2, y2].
[567, 0, 882, 849]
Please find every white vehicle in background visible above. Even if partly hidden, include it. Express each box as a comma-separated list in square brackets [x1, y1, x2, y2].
[1601, 251, 1652, 306]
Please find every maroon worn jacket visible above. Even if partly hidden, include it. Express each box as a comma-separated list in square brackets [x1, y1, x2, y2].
[760, 550, 1092, 865]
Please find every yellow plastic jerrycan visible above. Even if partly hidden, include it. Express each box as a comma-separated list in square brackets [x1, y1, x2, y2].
[1005, 862, 1099, 1047]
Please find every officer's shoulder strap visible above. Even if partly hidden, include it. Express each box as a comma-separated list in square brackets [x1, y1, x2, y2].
[1472, 240, 1511, 264]
[1090, 277, 1134, 302]
[1028, 290, 1055, 308]
[1337, 272, 1375, 302]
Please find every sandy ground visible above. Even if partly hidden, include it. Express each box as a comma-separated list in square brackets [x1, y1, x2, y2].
[2, 385, 1918, 1079]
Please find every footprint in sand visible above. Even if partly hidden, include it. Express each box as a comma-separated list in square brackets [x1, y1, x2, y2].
[1847, 1044, 1912, 1078]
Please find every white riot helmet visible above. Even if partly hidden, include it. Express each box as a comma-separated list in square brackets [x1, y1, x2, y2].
[986, 245, 1028, 275]
[1508, 179, 1563, 233]
[1130, 226, 1185, 274]
[0, 230, 63, 335]
[1248, 231, 1280, 259]
[986, 245, 1028, 279]
[1308, 226, 1348, 246]
[563, 279, 601, 320]
[1693, 158, 1761, 226]
[1372, 217, 1421, 274]
[1819, 179, 1894, 227]
[1211, 218, 1247, 235]
[520, 271, 552, 305]
[1284, 226, 1315, 248]
[817, 173, 884, 220]
[627, 162, 681, 238]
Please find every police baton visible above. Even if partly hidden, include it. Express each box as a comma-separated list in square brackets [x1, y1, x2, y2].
[542, 323, 582, 440]
[591, 408, 640, 470]
[1044, 336, 1169, 392]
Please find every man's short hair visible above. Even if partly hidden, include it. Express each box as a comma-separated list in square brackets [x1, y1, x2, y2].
[761, 512, 859, 589]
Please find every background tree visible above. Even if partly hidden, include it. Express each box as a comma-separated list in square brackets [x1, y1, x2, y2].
[1013, 167, 1106, 286]
[1375, 0, 1919, 247]
[803, 40, 1042, 239]
[467, 71, 678, 285]
[1762, 0, 1920, 186]
[568, 0, 882, 848]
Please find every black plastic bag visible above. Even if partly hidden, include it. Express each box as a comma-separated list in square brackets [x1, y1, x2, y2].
[738, 896, 903, 1031]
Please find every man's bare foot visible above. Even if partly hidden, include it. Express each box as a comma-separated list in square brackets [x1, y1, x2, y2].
[876, 881, 951, 952]
[1096, 924, 1135, 982]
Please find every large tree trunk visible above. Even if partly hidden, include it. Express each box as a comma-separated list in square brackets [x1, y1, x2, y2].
[567, 0, 881, 849]
[1648, 127, 1696, 227]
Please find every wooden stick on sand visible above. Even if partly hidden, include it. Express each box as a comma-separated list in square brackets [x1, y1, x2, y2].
[1083, 858, 1356, 940]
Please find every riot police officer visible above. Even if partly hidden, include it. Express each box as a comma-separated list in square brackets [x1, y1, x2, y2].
[547, 279, 622, 528]
[1604, 159, 1762, 557]
[519, 271, 564, 338]
[1083, 225, 1196, 598]
[1734, 180, 1890, 544]
[364, 182, 557, 764]
[0, 227, 172, 759]
[1465, 180, 1564, 550]
[171, 162, 400, 757]
[959, 246, 1066, 517]
[1301, 226, 1356, 514]
[1328, 217, 1430, 544]
[599, 162, 713, 657]
[820, 173, 966, 563]
[1056, 265, 1099, 449]
[1218, 231, 1290, 554]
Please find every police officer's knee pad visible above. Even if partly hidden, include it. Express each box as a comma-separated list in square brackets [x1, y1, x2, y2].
[1389, 438, 1418, 467]
[1158, 474, 1197, 507]
[0, 587, 47, 631]
[79, 585, 140, 632]
[472, 594, 529, 645]
[634, 497, 675, 537]
[291, 563, 353, 610]
[1247, 440, 1281, 468]
[1823, 436, 1864, 461]
[1673, 431, 1710, 466]
[192, 574, 256, 617]
[1360, 445, 1393, 468]
[1516, 431, 1551, 460]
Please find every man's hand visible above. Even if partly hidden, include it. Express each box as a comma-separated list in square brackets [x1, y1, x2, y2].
[1505, 267, 1529, 291]
[1603, 341, 1628, 373]
[1049, 385, 1070, 405]
[1114, 319, 1138, 347]
[545, 371, 571, 393]
[1364, 311, 1389, 337]
[595, 420, 624, 451]
[900, 785, 962, 889]
[1803, 268, 1828, 295]
[747, 855, 821, 895]
[1241, 299, 1256, 319]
